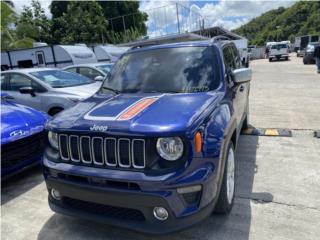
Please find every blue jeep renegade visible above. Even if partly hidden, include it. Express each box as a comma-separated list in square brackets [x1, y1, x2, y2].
[43, 40, 251, 233]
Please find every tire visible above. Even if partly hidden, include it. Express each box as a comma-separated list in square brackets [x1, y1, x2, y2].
[48, 107, 64, 116]
[285, 57, 288, 61]
[269, 58, 272, 62]
[214, 142, 236, 213]
[245, 60, 249, 68]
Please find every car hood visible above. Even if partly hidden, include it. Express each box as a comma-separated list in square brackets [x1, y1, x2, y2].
[53, 82, 102, 98]
[47, 92, 223, 136]
[1, 101, 49, 145]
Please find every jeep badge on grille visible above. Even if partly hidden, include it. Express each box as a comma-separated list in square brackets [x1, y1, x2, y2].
[89, 124, 108, 132]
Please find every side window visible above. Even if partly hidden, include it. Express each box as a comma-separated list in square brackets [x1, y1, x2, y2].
[78, 67, 102, 80]
[1, 73, 9, 90]
[231, 46, 241, 68]
[66, 67, 78, 73]
[9, 73, 32, 91]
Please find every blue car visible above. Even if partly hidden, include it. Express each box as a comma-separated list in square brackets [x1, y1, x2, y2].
[1, 93, 48, 179]
[43, 39, 251, 233]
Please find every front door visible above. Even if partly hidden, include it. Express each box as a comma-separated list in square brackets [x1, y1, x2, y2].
[5, 73, 43, 111]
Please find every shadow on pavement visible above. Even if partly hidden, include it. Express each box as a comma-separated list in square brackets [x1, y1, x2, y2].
[1, 166, 44, 205]
[37, 135, 271, 240]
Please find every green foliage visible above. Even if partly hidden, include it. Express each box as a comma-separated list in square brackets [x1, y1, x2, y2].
[52, 1, 108, 44]
[1, 1, 33, 50]
[49, 0, 147, 44]
[234, 2, 320, 46]
[15, 0, 51, 43]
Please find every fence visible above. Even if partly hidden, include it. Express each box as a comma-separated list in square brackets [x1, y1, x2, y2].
[107, 2, 208, 41]
[250, 47, 266, 60]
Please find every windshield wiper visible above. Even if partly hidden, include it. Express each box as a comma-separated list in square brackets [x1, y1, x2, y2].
[102, 86, 121, 94]
[148, 90, 180, 94]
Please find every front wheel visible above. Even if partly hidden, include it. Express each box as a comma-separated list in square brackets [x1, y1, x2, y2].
[214, 142, 236, 213]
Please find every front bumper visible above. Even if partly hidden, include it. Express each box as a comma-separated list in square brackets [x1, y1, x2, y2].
[269, 54, 289, 58]
[43, 155, 220, 233]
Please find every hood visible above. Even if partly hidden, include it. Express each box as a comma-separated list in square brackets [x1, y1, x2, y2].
[47, 92, 222, 135]
[1, 100, 49, 145]
[53, 82, 102, 98]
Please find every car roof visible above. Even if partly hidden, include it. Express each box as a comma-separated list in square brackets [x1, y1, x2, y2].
[64, 62, 114, 69]
[2, 67, 58, 74]
[126, 40, 228, 54]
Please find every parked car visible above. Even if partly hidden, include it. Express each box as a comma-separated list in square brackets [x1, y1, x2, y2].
[1, 93, 49, 179]
[43, 40, 251, 233]
[1, 68, 102, 115]
[63, 63, 114, 81]
[303, 43, 318, 64]
[269, 43, 289, 61]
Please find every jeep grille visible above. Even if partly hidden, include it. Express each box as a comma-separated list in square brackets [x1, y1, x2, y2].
[58, 134, 145, 169]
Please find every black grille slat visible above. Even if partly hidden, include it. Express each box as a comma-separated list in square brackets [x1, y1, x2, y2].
[80, 137, 92, 164]
[59, 135, 69, 160]
[69, 136, 80, 162]
[132, 140, 145, 168]
[1, 132, 45, 169]
[118, 139, 130, 167]
[92, 137, 104, 165]
[59, 135, 145, 169]
[105, 138, 117, 166]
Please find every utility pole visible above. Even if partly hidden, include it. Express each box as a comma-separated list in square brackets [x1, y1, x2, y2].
[176, 3, 180, 34]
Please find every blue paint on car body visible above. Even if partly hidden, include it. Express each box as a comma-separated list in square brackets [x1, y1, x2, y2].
[1, 93, 49, 179]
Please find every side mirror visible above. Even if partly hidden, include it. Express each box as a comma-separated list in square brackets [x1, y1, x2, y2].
[19, 87, 35, 97]
[94, 76, 105, 81]
[232, 68, 252, 84]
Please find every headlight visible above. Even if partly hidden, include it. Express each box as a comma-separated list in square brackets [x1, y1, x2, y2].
[48, 131, 59, 150]
[156, 137, 184, 161]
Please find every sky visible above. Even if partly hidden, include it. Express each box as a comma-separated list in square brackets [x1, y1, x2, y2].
[12, 0, 297, 37]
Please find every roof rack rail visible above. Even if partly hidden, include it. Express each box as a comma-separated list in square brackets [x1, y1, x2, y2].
[130, 43, 161, 50]
[210, 35, 230, 43]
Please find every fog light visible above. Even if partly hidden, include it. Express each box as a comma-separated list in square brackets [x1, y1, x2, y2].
[51, 189, 61, 200]
[153, 207, 168, 221]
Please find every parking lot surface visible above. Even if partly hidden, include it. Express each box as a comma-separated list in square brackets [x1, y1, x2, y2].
[2, 55, 320, 240]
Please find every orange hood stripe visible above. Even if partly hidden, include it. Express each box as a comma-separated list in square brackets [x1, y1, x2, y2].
[117, 97, 158, 120]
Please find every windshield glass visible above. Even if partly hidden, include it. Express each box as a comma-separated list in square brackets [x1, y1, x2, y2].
[271, 44, 287, 49]
[101, 46, 220, 94]
[96, 64, 113, 74]
[30, 70, 93, 88]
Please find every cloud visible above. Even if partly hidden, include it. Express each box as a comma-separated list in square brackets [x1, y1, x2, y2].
[140, 0, 297, 37]
[12, 0, 52, 18]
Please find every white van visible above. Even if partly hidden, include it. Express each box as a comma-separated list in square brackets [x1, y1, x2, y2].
[269, 43, 289, 62]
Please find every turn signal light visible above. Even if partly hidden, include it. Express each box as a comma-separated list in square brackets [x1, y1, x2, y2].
[195, 132, 202, 153]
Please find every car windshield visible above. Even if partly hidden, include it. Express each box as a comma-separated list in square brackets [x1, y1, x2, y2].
[96, 64, 113, 74]
[271, 44, 287, 49]
[101, 46, 220, 94]
[30, 70, 93, 88]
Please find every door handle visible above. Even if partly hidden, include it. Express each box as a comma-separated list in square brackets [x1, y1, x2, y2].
[239, 85, 245, 92]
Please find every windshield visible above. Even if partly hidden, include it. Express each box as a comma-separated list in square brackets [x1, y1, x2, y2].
[30, 70, 93, 88]
[96, 64, 113, 74]
[271, 44, 288, 49]
[101, 46, 220, 94]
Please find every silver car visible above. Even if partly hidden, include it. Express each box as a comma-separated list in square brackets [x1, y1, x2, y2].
[63, 62, 114, 81]
[1, 68, 102, 115]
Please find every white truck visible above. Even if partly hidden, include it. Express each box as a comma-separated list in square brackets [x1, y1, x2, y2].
[269, 42, 289, 62]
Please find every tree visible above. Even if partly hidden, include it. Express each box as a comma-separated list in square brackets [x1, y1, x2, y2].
[52, 1, 108, 44]
[15, 0, 51, 43]
[49, 0, 147, 44]
[1, 1, 33, 50]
